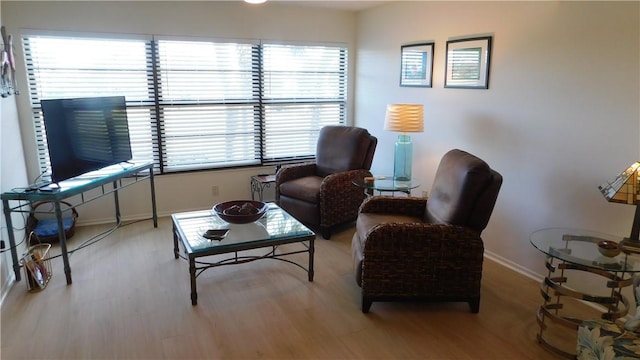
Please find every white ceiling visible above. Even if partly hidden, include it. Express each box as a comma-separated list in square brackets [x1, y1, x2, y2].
[262, 1, 390, 12]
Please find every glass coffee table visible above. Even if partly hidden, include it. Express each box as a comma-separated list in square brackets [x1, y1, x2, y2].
[172, 202, 315, 305]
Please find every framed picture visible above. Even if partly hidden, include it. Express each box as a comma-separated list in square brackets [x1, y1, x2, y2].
[400, 42, 434, 87]
[444, 36, 492, 89]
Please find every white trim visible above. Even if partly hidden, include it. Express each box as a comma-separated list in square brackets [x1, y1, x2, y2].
[0, 272, 16, 308]
[153, 34, 260, 45]
[484, 249, 544, 282]
[20, 28, 152, 41]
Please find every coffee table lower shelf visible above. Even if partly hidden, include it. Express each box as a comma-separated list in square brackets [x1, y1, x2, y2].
[176, 240, 314, 305]
[171, 205, 315, 305]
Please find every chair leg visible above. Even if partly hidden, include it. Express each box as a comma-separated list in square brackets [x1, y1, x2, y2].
[469, 298, 480, 313]
[320, 226, 331, 240]
[362, 297, 372, 313]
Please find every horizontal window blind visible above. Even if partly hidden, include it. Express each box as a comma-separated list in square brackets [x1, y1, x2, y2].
[23, 35, 157, 177]
[23, 32, 347, 179]
[156, 40, 260, 171]
[261, 44, 347, 162]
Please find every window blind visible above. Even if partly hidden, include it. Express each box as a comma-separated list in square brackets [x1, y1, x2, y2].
[23, 35, 157, 177]
[23, 32, 347, 179]
[261, 44, 347, 162]
[155, 39, 261, 171]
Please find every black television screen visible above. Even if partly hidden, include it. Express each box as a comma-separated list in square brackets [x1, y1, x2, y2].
[41, 96, 133, 183]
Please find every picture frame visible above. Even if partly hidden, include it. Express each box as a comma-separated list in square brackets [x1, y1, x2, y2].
[400, 42, 434, 87]
[444, 36, 492, 89]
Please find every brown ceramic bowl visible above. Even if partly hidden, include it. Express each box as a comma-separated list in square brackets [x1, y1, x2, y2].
[597, 240, 621, 257]
[212, 200, 268, 224]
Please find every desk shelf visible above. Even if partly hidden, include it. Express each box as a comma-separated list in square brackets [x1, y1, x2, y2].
[2, 162, 158, 285]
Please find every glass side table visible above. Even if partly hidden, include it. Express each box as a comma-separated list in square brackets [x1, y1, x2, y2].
[352, 176, 420, 196]
[529, 228, 640, 358]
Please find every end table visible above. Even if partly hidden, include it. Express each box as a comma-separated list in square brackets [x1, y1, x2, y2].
[352, 176, 420, 196]
[250, 174, 276, 201]
[530, 228, 640, 358]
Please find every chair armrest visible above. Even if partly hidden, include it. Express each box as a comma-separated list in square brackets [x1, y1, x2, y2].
[320, 169, 372, 195]
[359, 196, 427, 218]
[318, 169, 373, 227]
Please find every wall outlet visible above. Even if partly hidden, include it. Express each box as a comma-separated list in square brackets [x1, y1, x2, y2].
[421, 190, 429, 199]
[211, 185, 220, 197]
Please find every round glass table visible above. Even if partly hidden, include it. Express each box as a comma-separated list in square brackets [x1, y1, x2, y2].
[530, 227, 640, 358]
[352, 176, 420, 196]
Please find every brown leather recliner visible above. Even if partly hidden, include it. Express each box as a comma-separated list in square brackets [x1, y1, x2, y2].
[352, 149, 503, 313]
[276, 126, 377, 239]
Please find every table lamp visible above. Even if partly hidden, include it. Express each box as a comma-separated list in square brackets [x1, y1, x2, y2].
[598, 161, 640, 251]
[384, 104, 424, 181]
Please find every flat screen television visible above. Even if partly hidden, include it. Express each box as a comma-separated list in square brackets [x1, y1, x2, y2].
[41, 96, 133, 183]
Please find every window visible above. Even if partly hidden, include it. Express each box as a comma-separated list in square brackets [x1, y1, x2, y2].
[155, 39, 260, 172]
[23, 33, 347, 178]
[23, 35, 156, 176]
[262, 44, 347, 161]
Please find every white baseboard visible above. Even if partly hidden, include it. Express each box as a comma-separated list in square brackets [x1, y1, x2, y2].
[0, 272, 15, 308]
[484, 249, 544, 283]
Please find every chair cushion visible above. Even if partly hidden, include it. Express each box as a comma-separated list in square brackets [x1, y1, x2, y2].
[316, 126, 375, 177]
[278, 176, 323, 203]
[279, 196, 320, 226]
[425, 149, 493, 231]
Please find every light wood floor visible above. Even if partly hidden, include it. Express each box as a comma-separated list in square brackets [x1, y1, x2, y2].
[1, 217, 597, 359]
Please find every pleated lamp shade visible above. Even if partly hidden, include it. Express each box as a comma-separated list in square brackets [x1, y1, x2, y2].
[384, 104, 424, 133]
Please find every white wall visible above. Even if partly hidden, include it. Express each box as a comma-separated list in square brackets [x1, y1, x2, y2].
[0, 0, 31, 304]
[355, 1, 640, 276]
[0, 94, 29, 303]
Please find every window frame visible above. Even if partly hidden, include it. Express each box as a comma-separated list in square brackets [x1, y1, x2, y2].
[22, 31, 348, 180]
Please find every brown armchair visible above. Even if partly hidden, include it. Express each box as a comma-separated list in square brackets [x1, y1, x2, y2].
[276, 126, 377, 239]
[351, 149, 502, 313]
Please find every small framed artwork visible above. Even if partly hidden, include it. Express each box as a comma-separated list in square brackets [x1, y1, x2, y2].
[445, 36, 492, 89]
[400, 42, 434, 87]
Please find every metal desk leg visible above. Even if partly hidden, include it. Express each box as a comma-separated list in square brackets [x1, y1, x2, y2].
[150, 168, 158, 227]
[54, 201, 72, 284]
[3, 199, 21, 281]
[113, 180, 121, 224]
